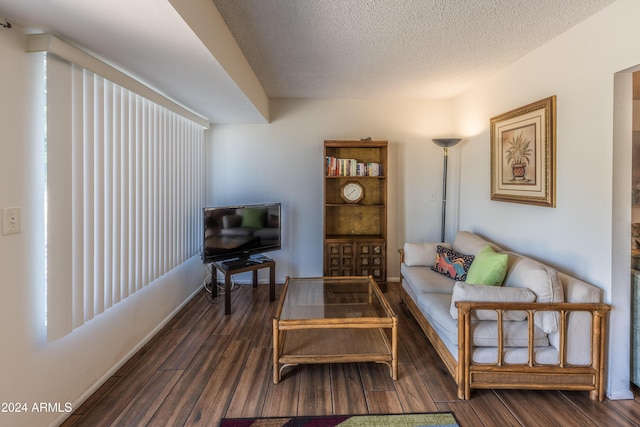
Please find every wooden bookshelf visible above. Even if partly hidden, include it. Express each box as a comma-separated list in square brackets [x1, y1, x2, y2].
[323, 140, 387, 291]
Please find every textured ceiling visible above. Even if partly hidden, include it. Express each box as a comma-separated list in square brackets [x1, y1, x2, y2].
[213, 0, 617, 99]
[0, 0, 619, 122]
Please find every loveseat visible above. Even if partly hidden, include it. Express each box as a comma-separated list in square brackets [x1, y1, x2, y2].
[399, 231, 611, 400]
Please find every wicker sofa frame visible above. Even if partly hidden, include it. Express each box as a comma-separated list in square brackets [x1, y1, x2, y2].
[399, 248, 611, 400]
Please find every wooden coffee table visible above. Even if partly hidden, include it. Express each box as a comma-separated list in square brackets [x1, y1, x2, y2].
[272, 276, 397, 383]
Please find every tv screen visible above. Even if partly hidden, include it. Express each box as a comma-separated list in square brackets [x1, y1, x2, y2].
[202, 202, 281, 264]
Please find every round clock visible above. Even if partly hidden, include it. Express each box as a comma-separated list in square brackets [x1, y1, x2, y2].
[341, 181, 365, 203]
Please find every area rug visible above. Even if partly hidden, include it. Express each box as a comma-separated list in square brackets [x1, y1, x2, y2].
[218, 412, 459, 427]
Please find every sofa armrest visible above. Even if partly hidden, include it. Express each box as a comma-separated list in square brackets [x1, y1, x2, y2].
[558, 272, 603, 303]
[455, 300, 611, 400]
[398, 248, 405, 283]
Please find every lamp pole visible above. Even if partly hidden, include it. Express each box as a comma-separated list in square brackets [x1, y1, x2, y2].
[432, 138, 462, 243]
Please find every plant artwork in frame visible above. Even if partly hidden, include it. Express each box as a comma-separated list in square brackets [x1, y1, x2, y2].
[490, 96, 556, 207]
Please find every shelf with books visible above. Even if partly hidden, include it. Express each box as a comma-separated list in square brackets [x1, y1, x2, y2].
[325, 156, 383, 177]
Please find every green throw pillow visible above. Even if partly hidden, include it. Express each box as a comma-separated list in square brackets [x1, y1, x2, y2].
[465, 245, 508, 286]
[241, 208, 266, 228]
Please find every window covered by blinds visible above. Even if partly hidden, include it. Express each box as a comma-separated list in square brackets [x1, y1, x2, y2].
[46, 54, 204, 339]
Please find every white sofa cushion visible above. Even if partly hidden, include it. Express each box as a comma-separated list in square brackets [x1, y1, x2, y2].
[449, 281, 536, 321]
[416, 292, 459, 345]
[453, 231, 502, 255]
[401, 264, 456, 294]
[503, 252, 564, 334]
[550, 273, 603, 365]
[403, 242, 450, 266]
[471, 320, 549, 347]
[472, 346, 558, 365]
[415, 291, 549, 348]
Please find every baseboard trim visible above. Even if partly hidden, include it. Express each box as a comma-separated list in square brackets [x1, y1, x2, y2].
[51, 285, 202, 427]
[606, 388, 635, 400]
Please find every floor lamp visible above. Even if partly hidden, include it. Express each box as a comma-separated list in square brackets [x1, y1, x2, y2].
[432, 138, 462, 242]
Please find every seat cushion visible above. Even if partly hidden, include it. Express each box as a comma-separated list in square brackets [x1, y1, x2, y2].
[401, 264, 456, 294]
[472, 346, 558, 365]
[415, 292, 459, 346]
[470, 320, 549, 347]
[416, 292, 549, 348]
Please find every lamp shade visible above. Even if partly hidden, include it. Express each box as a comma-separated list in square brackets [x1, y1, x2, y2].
[432, 138, 462, 148]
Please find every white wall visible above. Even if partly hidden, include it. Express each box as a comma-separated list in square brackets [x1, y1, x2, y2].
[452, 0, 640, 399]
[0, 27, 203, 427]
[207, 98, 455, 283]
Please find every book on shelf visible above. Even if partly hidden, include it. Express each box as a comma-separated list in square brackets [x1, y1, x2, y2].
[325, 156, 383, 177]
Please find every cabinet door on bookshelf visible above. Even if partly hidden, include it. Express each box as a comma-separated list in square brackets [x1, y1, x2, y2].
[325, 242, 355, 276]
[356, 242, 385, 282]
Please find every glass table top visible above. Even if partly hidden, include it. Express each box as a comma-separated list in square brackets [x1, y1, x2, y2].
[277, 276, 392, 321]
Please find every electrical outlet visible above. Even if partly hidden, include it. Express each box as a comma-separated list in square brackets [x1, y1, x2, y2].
[2, 207, 22, 235]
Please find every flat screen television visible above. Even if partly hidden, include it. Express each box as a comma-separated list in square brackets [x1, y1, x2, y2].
[202, 202, 281, 265]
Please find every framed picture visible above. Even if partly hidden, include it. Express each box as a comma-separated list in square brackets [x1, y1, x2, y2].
[490, 96, 556, 207]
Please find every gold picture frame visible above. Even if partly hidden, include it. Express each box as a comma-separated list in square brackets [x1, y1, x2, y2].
[490, 96, 556, 207]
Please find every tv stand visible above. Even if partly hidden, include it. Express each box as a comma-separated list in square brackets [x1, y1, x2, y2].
[211, 255, 276, 315]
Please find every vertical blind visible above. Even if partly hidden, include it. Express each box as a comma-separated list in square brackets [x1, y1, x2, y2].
[46, 54, 204, 339]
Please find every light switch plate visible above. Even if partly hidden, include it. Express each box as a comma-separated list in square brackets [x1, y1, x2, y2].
[2, 207, 22, 235]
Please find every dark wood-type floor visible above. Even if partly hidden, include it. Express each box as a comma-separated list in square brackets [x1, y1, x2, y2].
[61, 281, 640, 427]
